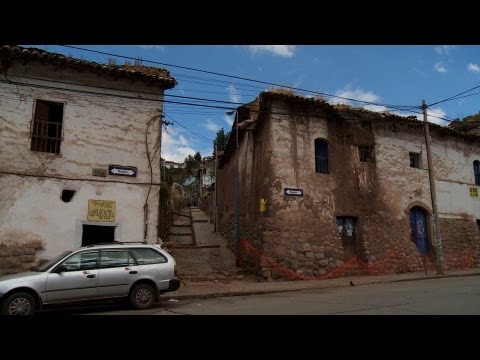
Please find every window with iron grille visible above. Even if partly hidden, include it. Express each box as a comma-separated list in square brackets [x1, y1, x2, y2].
[358, 146, 374, 162]
[409, 152, 421, 169]
[474, 160, 480, 186]
[31, 100, 64, 154]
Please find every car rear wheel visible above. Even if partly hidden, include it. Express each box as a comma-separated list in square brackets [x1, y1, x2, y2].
[2, 292, 36, 315]
[130, 284, 156, 309]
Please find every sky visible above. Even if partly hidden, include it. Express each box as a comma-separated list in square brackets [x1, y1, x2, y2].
[27, 45, 480, 162]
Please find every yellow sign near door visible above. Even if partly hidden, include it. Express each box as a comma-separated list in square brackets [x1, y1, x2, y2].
[88, 200, 116, 222]
[470, 188, 478, 198]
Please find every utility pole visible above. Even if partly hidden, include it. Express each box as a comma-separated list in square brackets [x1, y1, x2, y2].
[226, 110, 241, 263]
[422, 99, 444, 275]
[235, 111, 240, 263]
[214, 141, 218, 232]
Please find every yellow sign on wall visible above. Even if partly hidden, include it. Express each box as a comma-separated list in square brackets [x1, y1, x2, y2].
[470, 188, 478, 197]
[88, 200, 116, 222]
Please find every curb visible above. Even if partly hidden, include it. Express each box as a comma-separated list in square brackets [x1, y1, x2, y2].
[169, 271, 480, 301]
[390, 271, 480, 283]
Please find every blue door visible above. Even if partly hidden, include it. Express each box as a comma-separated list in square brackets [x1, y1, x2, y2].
[409, 207, 428, 254]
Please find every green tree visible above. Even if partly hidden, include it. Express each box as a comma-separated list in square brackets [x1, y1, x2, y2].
[185, 154, 196, 172]
[194, 152, 202, 163]
[213, 128, 230, 155]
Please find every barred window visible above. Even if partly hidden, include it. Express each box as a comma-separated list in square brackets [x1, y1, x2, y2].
[31, 100, 64, 154]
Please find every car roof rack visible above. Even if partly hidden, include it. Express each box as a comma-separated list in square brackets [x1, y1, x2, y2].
[85, 241, 148, 247]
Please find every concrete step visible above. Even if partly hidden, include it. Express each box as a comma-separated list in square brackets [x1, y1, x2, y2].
[168, 234, 194, 245]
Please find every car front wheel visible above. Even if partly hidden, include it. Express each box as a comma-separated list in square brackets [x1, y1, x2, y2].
[130, 284, 156, 309]
[2, 292, 36, 315]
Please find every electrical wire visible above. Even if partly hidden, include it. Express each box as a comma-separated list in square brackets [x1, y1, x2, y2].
[428, 85, 480, 107]
[60, 45, 420, 111]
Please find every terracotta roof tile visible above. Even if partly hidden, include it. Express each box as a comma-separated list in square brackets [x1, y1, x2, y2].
[0, 45, 176, 89]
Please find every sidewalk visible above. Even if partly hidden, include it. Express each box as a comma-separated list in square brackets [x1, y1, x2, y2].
[167, 268, 480, 300]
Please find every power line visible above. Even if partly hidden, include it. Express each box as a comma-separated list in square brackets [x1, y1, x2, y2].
[1, 73, 454, 125]
[428, 84, 480, 107]
[163, 111, 214, 143]
[60, 45, 420, 111]
[0, 78, 454, 126]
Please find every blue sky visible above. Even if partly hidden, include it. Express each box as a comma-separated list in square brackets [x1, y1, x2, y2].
[28, 45, 480, 162]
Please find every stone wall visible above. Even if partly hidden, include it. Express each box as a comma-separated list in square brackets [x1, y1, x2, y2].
[0, 241, 44, 276]
[440, 218, 480, 269]
[218, 96, 480, 280]
[0, 61, 165, 259]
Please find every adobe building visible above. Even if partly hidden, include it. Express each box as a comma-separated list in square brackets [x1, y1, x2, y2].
[216, 91, 480, 279]
[0, 46, 176, 274]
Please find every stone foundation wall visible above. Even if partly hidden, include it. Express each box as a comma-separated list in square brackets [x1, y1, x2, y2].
[440, 218, 480, 269]
[0, 241, 44, 276]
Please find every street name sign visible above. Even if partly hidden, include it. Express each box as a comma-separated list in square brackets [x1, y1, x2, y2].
[108, 165, 138, 177]
[284, 188, 304, 196]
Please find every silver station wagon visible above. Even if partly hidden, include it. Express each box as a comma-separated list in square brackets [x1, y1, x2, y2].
[0, 243, 180, 315]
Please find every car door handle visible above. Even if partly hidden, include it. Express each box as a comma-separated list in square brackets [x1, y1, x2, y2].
[129, 271, 138, 275]
[87, 274, 96, 278]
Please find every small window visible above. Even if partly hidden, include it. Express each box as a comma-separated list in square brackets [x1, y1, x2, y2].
[477, 220, 480, 232]
[409, 152, 421, 169]
[474, 160, 480, 186]
[315, 138, 329, 174]
[130, 248, 167, 265]
[31, 99, 64, 154]
[61, 190, 76, 202]
[359, 146, 374, 162]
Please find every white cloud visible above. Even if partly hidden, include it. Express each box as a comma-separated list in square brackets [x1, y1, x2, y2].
[224, 114, 234, 126]
[434, 45, 455, 55]
[425, 108, 448, 125]
[468, 63, 480, 73]
[434, 63, 447, 73]
[162, 128, 197, 163]
[178, 135, 188, 146]
[246, 45, 296, 58]
[226, 85, 241, 103]
[395, 107, 447, 126]
[138, 45, 165, 51]
[204, 119, 220, 132]
[330, 86, 388, 112]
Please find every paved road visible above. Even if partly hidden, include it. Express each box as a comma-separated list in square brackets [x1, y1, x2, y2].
[78, 276, 480, 315]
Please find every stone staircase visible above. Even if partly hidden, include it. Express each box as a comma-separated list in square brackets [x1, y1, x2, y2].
[164, 207, 253, 282]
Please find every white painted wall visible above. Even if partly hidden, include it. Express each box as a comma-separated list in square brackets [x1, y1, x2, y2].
[0, 64, 168, 260]
[267, 99, 480, 221]
[375, 125, 480, 219]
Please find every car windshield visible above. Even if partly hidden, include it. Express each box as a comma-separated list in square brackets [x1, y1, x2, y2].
[36, 251, 73, 272]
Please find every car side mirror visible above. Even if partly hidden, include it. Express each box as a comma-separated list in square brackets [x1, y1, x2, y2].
[55, 264, 67, 273]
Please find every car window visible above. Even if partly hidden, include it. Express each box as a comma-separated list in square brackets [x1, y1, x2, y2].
[61, 251, 98, 271]
[38, 251, 72, 272]
[100, 250, 134, 268]
[130, 248, 167, 265]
